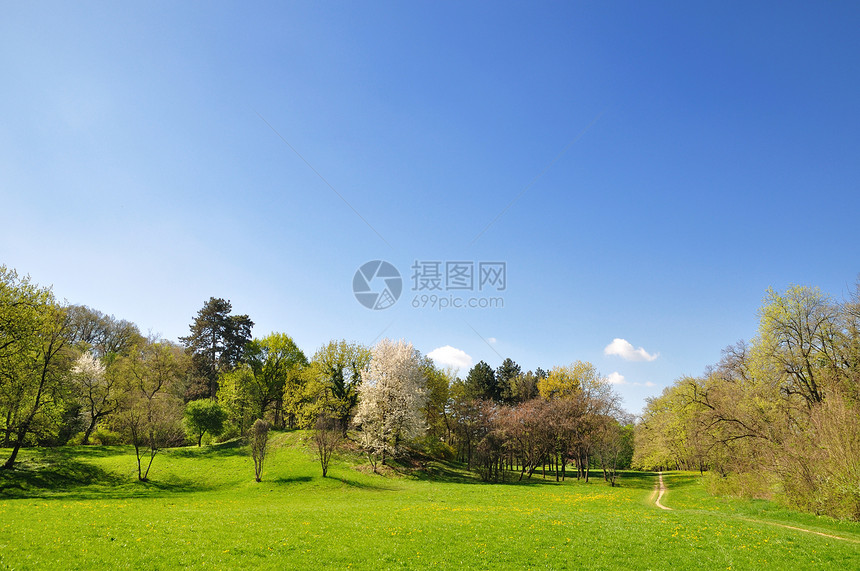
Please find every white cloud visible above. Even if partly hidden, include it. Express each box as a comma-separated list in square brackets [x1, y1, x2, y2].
[603, 338, 659, 362]
[606, 371, 657, 388]
[427, 345, 473, 371]
[487, 337, 497, 345]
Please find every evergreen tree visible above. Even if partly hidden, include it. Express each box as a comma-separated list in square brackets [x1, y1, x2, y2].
[464, 360, 499, 402]
[180, 297, 253, 400]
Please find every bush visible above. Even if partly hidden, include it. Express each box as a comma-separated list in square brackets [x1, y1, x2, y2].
[423, 438, 456, 461]
[89, 427, 123, 446]
[183, 399, 227, 446]
[703, 471, 772, 500]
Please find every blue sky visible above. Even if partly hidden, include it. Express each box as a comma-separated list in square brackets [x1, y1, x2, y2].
[2, 2, 859, 413]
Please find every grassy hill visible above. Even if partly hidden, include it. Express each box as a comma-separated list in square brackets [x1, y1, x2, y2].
[1, 432, 858, 569]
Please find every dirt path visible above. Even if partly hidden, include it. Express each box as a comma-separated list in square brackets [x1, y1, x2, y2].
[654, 472, 672, 511]
[652, 472, 859, 543]
[737, 518, 860, 543]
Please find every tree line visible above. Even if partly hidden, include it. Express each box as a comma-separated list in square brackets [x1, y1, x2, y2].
[0, 264, 633, 483]
[633, 283, 860, 520]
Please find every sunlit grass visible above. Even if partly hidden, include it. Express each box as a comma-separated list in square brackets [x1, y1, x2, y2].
[1, 436, 858, 569]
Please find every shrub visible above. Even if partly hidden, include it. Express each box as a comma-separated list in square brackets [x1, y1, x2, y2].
[90, 427, 123, 446]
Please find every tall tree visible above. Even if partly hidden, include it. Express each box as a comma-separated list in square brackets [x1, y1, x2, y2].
[354, 339, 427, 467]
[180, 298, 253, 400]
[66, 305, 143, 358]
[496, 358, 522, 404]
[421, 358, 455, 442]
[243, 333, 307, 426]
[310, 340, 371, 429]
[1, 267, 75, 469]
[464, 360, 499, 402]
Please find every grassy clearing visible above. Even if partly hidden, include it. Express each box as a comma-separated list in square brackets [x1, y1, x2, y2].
[1, 434, 859, 570]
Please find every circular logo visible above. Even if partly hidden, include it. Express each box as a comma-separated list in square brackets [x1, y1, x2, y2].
[353, 260, 402, 310]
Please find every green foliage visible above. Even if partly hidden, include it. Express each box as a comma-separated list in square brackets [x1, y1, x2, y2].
[494, 358, 521, 404]
[0, 266, 75, 468]
[636, 282, 860, 520]
[89, 426, 123, 446]
[180, 298, 254, 400]
[309, 340, 371, 427]
[421, 436, 456, 461]
[216, 366, 255, 435]
[250, 419, 269, 482]
[537, 361, 600, 401]
[244, 332, 307, 427]
[184, 399, 227, 446]
[463, 360, 498, 401]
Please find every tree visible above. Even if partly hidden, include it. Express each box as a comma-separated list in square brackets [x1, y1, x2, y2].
[594, 414, 634, 486]
[758, 286, 843, 406]
[66, 305, 143, 358]
[71, 352, 120, 445]
[243, 333, 307, 427]
[312, 414, 343, 477]
[495, 358, 522, 404]
[537, 361, 600, 400]
[508, 371, 540, 404]
[184, 399, 227, 446]
[448, 380, 485, 469]
[354, 339, 427, 468]
[250, 418, 269, 482]
[180, 298, 253, 400]
[115, 340, 185, 481]
[216, 365, 255, 436]
[1, 267, 75, 469]
[310, 340, 371, 429]
[498, 398, 554, 480]
[421, 359, 455, 443]
[464, 360, 499, 402]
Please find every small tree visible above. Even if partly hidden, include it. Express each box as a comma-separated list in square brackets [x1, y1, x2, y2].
[250, 419, 269, 482]
[71, 353, 120, 445]
[115, 341, 185, 481]
[312, 414, 343, 477]
[184, 399, 227, 446]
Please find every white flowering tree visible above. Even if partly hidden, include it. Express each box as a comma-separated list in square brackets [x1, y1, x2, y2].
[72, 352, 119, 444]
[354, 339, 427, 469]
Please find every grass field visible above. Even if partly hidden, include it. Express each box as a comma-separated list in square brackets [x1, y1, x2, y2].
[2, 433, 859, 570]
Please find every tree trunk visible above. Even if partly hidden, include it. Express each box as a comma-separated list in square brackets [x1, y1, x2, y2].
[1, 427, 27, 469]
[135, 442, 144, 481]
[3, 409, 12, 447]
[82, 414, 100, 445]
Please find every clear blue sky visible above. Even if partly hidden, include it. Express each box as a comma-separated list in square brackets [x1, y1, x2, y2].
[2, 1, 858, 413]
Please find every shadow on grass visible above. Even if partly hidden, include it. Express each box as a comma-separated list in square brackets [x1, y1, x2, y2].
[615, 471, 660, 490]
[271, 475, 313, 485]
[406, 461, 618, 488]
[409, 461, 480, 484]
[0, 457, 124, 499]
[0, 446, 227, 500]
[136, 475, 218, 495]
[333, 475, 399, 491]
[169, 439, 250, 458]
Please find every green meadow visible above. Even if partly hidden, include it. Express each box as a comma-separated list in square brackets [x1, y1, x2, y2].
[1, 433, 858, 570]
